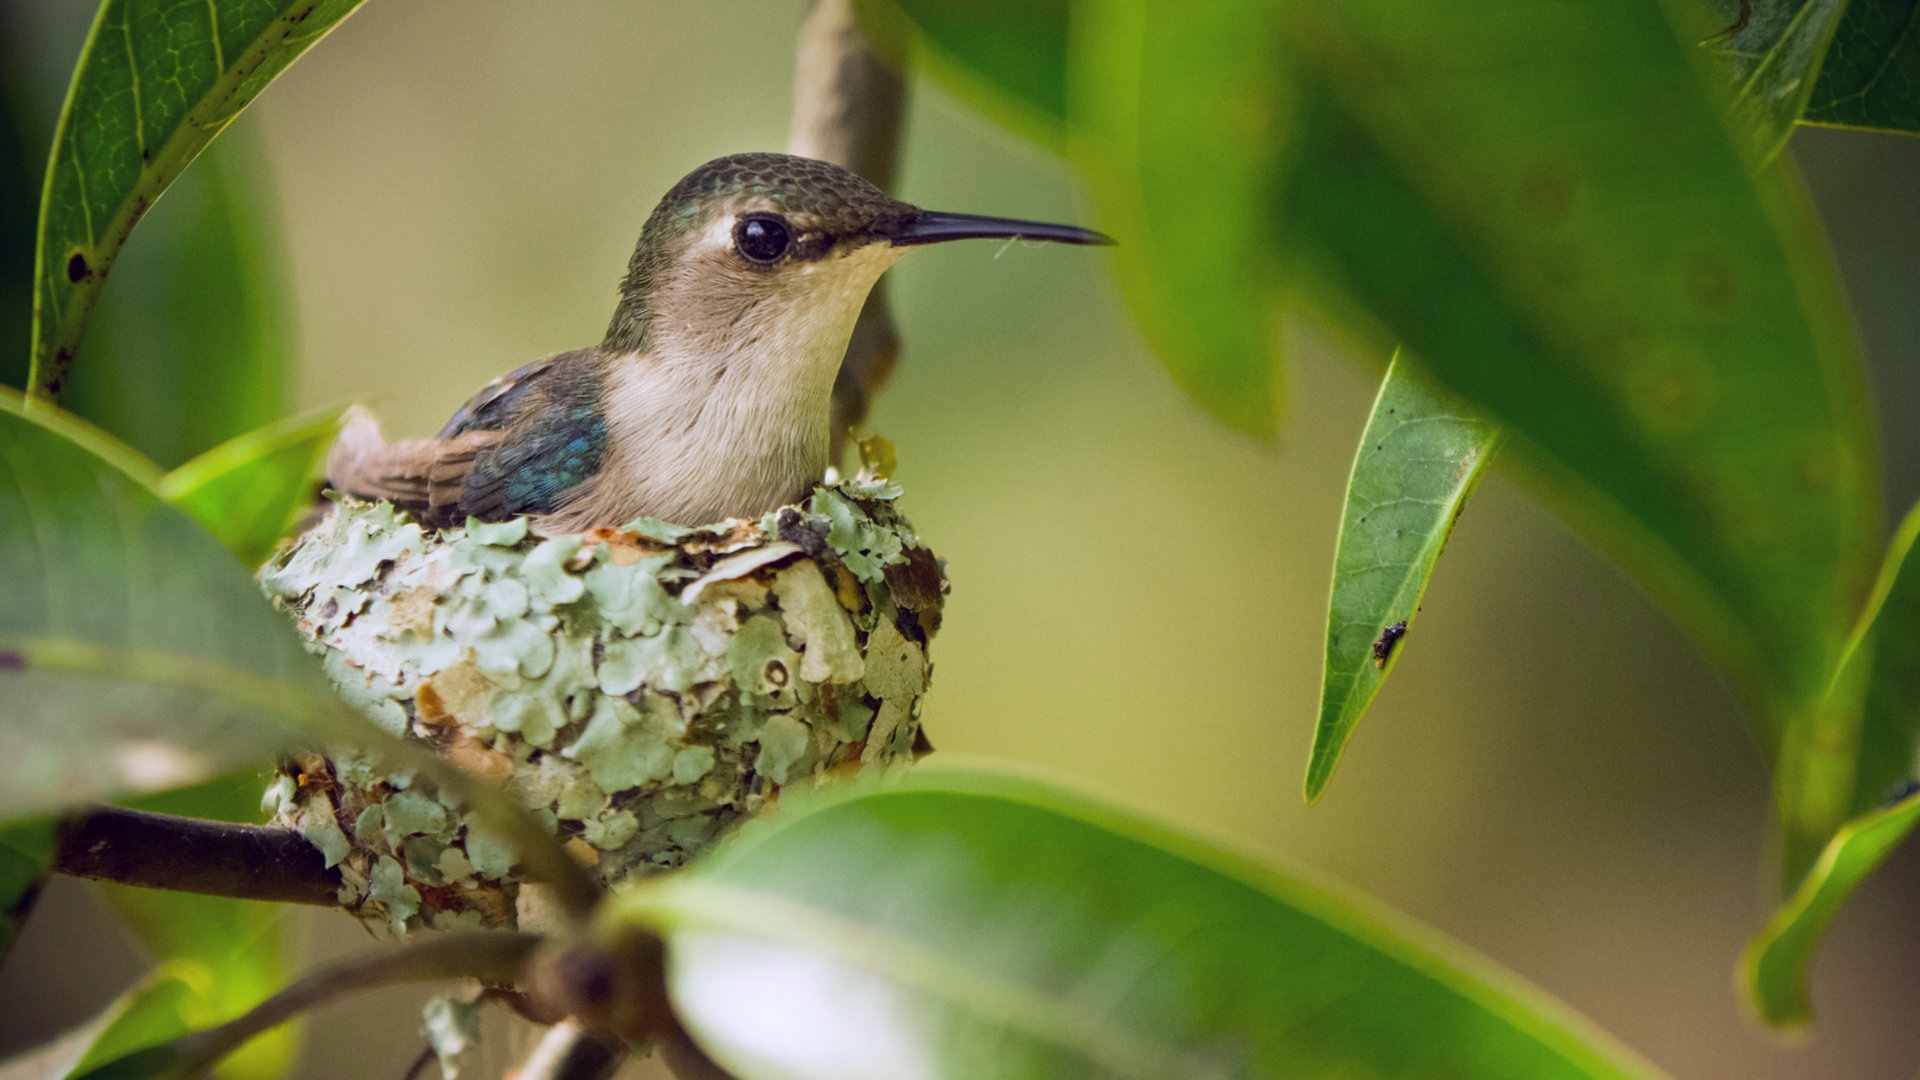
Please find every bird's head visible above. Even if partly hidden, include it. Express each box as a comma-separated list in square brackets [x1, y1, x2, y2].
[603, 152, 1110, 374]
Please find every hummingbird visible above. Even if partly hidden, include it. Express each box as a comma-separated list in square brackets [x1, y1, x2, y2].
[326, 152, 1111, 533]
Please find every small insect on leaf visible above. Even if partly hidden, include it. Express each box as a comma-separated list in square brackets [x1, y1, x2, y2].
[1373, 621, 1409, 669]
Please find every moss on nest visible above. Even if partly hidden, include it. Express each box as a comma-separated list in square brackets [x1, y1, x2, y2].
[259, 473, 943, 933]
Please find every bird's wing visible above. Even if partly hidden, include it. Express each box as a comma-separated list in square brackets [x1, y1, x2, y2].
[326, 406, 502, 518]
[436, 354, 564, 439]
[329, 350, 607, 525]
[442, 350, 609, 522]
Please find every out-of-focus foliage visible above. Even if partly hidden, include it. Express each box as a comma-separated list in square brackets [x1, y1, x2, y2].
[157, 407, 339, 565]
[1, 14, 294, 472]
[0, 391, 336, 817]
[623, 769, 1669, 1080]
[1743, 788, 1920, 1027]
[866, 0, 1879, 780]
[860, 0, 1283, 435]
[1307, 356, 1499, 802]
[81, 773, 295, 1079]
[29, 0, 366, 403]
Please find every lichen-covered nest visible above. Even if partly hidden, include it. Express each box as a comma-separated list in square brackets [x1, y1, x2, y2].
[258, 477, 943, 933]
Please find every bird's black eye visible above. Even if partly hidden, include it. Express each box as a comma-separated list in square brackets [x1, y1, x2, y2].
[734, 214, 792, 265]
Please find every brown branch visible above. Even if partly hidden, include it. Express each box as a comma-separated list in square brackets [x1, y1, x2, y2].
[789, 0, 908, 464]
[55, 805, 342, 906]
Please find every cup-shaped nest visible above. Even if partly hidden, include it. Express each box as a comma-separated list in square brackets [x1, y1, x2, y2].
[258, 477, 943, 933]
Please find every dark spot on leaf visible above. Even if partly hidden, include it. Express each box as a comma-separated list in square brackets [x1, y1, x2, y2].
[0, 649, 24, 672]
[1681, 248, 1739, 313]
[1884, 778, 1920, 807]
[764, 659, 789, 688]
[1519, 163, 1577, 222]
[1372, 621, 1408, 669]
[66, 251, 89, 282]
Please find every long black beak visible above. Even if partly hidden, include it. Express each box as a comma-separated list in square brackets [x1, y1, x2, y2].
[886, 210, 1115, 247]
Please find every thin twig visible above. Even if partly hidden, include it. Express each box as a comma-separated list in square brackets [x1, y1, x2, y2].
[789, 0, 908, 463]
[55, 805, 341, 906]
[85, 931, 542, 1077]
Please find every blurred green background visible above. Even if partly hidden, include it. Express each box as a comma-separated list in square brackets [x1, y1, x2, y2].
[4, 2, 1920, 1077]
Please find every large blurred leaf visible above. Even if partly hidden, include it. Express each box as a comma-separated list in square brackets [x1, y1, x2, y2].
[1802, 0, 1920, 133]
[1278, 4, 1877, 736]
[30, 0, 367, 402]
[1709, 0, 1852, 157]
[1775, 502, 1920, 881]
[69, 970, 246, 1080]
[1742, 788, 1920, 1027]
[621, 769, 1666, 1080]
[0, 389, 337, 817]
[1067, 5, 1285, 436]
[82, 772, 295, 1079]
[1307, 356, 1500, 802]
[157, 407, 339, 565]
[867, 0, 1879, 746]
[864, 0, 1281, 436]
[853, 0, 1069, 146]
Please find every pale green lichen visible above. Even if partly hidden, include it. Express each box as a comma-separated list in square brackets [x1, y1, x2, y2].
[261, 480, 943, 933]
[422, 994, 481, 1080]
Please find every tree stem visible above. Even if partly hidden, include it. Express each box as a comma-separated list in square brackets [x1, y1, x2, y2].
[790, 0, 908, 461]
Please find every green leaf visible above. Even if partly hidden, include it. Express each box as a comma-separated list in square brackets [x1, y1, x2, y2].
[1276, 3, 1878, 738]
[157, 407, 340, 565]
[84, 772, 295, 1079]
[1307, 355, 1501, 802]
[29, 0, 369, 402]
[851, 0, 1069, 147]
[870, 0, 1282, 436]
[0, 817, 57, 964]
[1071, 5, 1285, 436]
[65, 131, 294, 470]
[1708, 0, 1853, 158]
[1773, 501, 1920, 887]
[0, 969, 185, 1080]
[1803, 0, 1920, 133]
[73, 970, 232, 1077]
[867, 1, 1879, 742]
[1742, 789, 1920, 1027]
[619, 768, 1667, 1080]
[0, 388, 339, 818]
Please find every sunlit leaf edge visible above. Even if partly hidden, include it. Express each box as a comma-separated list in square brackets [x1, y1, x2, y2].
[1741, 788, 1920, 1028]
